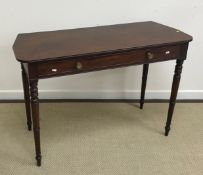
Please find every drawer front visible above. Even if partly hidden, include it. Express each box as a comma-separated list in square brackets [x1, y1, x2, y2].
[37, 45, 180, 78]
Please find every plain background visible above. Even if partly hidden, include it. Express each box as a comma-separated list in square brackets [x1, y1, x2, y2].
[0, 0, 202, 99]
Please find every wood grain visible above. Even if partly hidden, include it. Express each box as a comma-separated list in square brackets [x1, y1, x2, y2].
[13, 21, 192, 63]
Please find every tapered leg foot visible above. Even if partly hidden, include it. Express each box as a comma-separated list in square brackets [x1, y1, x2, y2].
[140, 64, 149, 109]
[164, 126, 170, 136]
[36, 155, 42, 166]
[140, 102, 144, 109]
[27, 122, 32, 131]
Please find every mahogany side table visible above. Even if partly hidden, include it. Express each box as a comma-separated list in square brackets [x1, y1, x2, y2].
[13, 21, 193, 166]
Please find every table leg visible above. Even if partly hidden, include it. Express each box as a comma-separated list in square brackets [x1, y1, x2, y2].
[21, 64, 32, 131]
[30, 79, 42, 166]
[140, 64, 149, 109]
[165, 59, 184, 136]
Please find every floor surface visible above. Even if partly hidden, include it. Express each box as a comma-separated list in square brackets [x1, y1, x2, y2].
[0, 102, 202, 175]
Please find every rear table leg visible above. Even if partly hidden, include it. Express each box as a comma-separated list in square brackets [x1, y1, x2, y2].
[140, 64, 149, 109]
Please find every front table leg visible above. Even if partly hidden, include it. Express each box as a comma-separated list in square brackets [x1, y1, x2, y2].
[165, 59, 184, 136]
[30, 79, 42, 166]
[21, 64, 32, 130]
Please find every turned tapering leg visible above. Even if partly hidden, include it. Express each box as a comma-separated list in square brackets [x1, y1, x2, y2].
[30, 79, 42, 166]
[140, 64, 149, 109]
[21, 64, 32, 131]
[165, 59, 184, 136]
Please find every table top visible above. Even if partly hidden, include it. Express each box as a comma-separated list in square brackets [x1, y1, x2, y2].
[13, 21, 192, 63]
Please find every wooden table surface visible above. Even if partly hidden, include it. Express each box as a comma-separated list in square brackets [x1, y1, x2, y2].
[13, 21, 192, 63]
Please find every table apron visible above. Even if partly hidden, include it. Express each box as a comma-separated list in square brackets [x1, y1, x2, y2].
[25, 43, 188, 80]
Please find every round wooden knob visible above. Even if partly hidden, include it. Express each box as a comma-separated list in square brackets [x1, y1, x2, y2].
[147, 52, 154, 59]
[76, 62, 83, 70]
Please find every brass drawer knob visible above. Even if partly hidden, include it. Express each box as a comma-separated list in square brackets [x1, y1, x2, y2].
[76, 62, 83, 70]
[147, 52, 154, 59]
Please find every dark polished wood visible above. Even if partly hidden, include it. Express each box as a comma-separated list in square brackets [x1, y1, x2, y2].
[30, 80, 41, 166]
[21, 64, 32, 130]
[13, 21, 192, 63]
[140, 64, 149, 109]
[13, 21, 192, 166]
[35, 44, 181, 79]
[165, 59, 184, 136]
